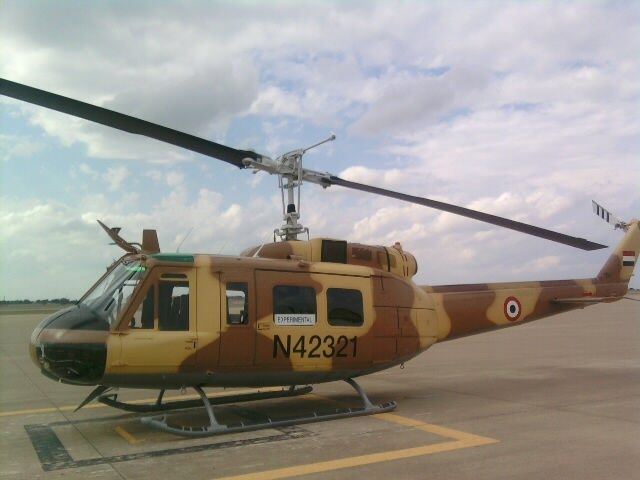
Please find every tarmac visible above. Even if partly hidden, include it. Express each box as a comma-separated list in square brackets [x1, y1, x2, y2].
[1, 297, 638, 479]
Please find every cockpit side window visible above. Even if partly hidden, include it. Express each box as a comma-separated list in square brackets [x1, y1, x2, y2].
[80, 259, 148, 328]
[130, 286, 155, 329]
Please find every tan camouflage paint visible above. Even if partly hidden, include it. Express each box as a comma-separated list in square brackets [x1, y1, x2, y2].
[100, 244, 434, 386]
[45, 221, 639, 389]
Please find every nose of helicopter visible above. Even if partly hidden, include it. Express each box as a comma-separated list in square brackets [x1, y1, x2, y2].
[29, 305, 109, 385]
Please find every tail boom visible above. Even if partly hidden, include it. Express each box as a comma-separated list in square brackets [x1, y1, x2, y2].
[425, 220, 639, 342]
[424, 278, 611, 341]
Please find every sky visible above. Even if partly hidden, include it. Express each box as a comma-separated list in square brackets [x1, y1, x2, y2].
[1, 0, 639, 300]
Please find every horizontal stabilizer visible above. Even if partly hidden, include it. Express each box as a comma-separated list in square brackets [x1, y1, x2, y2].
[551, 296, 620, 305]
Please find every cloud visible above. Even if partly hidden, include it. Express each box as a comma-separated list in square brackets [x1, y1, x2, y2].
[0, 133, 43, 161]
[338, 166, 412, 189]
[1, 0, 639, 298]
[0, 185, 279, 298]
[0, 197, 100, 298]
[165, 171, 184, 188]
[513, 255, 561, 274]
[250, 87, 304, 118]
[103, 166, 129, 191]
[78, 163, 98, 179]
[350, 65, 492, 135]
[1, 2, 260, 161]
[145, 169, 163, 182]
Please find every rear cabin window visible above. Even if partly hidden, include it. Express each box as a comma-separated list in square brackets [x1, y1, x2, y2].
[327, 288, 364, 326]
[226, 282, 248, 325]
[273, 286, 317, 326]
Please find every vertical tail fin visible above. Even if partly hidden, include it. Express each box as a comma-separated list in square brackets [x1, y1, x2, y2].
[596, 220, 640, 284]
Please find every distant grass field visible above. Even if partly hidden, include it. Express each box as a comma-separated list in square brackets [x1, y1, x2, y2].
[0, 304, 73, 316]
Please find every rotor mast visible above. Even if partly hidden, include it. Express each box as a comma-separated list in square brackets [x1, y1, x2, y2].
[245, 134, 336, 241]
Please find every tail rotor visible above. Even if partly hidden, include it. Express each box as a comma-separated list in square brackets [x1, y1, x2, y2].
[592, 200, 629, 231]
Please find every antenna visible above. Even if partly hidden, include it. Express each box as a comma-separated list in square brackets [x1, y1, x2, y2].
[252, 231, 273, 258]
[176, 227, 194, 252]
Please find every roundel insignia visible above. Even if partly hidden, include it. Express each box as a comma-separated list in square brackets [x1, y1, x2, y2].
[504, 296, 522, 321]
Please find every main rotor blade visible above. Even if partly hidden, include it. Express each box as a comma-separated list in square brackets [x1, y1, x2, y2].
[326, 176, 607, 251]
[0, 78, 259, 168]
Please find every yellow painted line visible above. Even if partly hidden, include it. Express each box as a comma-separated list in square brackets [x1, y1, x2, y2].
[0, 403, 108, 417]
[214, 412, 498, 480]
[114, 425, 143, 445]
[0, 387, 284, 418]
[216, 440, 469, 480]
[377, 412, 498, 445]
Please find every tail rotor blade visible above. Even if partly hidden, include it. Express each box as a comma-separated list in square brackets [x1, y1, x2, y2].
[592, 200, 627, 230]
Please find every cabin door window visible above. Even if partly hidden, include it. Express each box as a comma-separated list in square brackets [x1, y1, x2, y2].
[226, 282, 248, 325]
[273, 286, 317, 326]
[219, 275, 255, 367]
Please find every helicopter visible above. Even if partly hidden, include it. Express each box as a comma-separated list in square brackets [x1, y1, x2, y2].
[1, 78, 638, 437]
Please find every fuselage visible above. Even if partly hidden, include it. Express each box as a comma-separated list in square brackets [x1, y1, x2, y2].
[29, 250, 439, 389]
[29, 226, 638, 390]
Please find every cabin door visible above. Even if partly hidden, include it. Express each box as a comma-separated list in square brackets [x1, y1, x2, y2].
[254, 270, 373, 370]
[117, 267, 197, 372]
[218, 272, 255, 367]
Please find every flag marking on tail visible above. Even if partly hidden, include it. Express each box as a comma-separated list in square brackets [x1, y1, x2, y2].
[622, 251, 635, 267]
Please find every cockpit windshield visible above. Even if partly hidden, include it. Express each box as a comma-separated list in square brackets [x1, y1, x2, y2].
[79, 258, 148, 327]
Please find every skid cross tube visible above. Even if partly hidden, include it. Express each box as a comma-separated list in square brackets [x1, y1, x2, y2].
[195, 385, 223, 430]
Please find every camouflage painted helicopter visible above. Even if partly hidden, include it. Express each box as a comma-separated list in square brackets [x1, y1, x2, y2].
[2, 78, 638, 437]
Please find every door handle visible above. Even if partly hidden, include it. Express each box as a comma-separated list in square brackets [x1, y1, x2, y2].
[185, 338, 197, 349]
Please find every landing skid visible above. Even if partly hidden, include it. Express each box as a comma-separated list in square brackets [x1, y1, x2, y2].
[141, 378, 396, 437]
[99, 385, 313, 413]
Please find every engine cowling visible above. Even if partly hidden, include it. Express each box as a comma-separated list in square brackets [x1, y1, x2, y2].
[241, 238, 418, 278]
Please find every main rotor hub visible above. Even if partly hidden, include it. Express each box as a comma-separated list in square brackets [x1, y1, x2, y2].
[243, 134, 335, 241]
